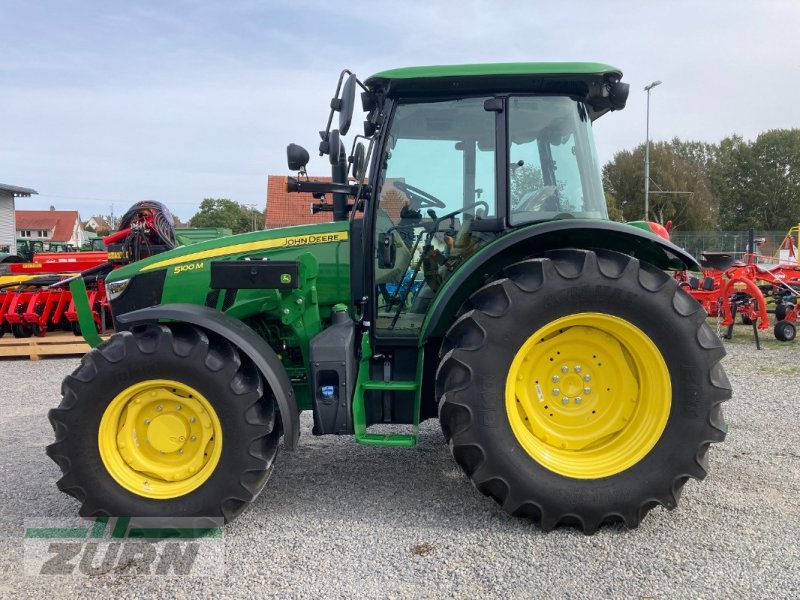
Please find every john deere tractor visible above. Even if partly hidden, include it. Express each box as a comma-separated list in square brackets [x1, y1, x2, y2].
[48, 63, 729, 533]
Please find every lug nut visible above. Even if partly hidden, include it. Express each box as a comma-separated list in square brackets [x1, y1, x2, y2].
[561, 365, 569, 374]
[552, 375, 560, 383]
[189, 416, 196, 423]
[552, 388, 560, 396]
[175, 405, 182, 411]
[584, 387, 591, 395]
[562, 397, 569, 405]
[574, 365, 582, 373]
[178, 449, 184, 455]
[575, 397, 582, 404]
[156, 405, 163, 412]
[583, 374, 591, 382]
[191, 435, 197, 442]
[144, 419, 151, 425]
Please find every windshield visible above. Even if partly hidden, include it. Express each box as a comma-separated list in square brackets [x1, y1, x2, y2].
[508, 96, 606, 224]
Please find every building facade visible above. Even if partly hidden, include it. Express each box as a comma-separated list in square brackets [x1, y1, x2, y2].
[0, 183, 38, 254]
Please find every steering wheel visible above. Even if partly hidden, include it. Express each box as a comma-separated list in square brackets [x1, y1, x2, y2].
[392, 181, 447, 210]
[517, 186, 558, 212]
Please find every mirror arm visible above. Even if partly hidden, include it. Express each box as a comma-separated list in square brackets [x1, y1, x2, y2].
[286, 177, 369, 197]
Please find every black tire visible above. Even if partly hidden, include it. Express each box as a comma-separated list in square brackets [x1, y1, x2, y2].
[740, 314, 753, 325]
[436, 249, 730, 534]
[47, 323, 280, 523]
[12, 322, 33, 338]
[70, 320, 81, 336]
[774, 320, 796, 342]
[775, 302, 795, 321]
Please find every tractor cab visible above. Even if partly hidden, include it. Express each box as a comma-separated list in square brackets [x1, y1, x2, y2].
[286, 63, 633, 344]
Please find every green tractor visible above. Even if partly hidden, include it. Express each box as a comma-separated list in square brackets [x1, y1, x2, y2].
[47, 63, 729, 533]
[0, 239, 45, 264]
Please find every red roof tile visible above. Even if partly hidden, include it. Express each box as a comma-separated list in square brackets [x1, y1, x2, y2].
[265, 176, 408, 228]
[16, 210, 80, 242]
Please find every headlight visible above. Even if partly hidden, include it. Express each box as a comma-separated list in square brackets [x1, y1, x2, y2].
[106, 278, 131, 300]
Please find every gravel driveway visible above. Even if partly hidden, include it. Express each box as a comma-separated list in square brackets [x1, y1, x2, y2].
[1, 329, 798, 598]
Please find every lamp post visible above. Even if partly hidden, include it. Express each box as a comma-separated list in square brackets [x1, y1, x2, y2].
[643, 80, 662, 220]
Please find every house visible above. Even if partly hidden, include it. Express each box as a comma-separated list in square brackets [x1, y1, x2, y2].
[264, 176, 407, 229]
[16, 209, 85, 249]
[85, 215, 111, 233]
[0, 183, 38, 254]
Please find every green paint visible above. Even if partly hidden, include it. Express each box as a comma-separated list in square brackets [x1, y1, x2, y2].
[112, 516, 130, 538]
[127, 528, 223, 539]
[352, 333, 423, 446]
[91, 516, 108, 538]
[24, 528, 88, 539]
[368, 62, 620, 82]
[69, 277, 103, 348]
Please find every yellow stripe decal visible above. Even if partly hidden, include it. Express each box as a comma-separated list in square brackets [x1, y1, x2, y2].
[141, 231, 349, 271]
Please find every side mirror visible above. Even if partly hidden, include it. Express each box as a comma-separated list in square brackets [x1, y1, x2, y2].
[287, 144, 310, 171]
[337, 74, 357, 136]
[328, 130, 342, 166]
[377, 232, 396, 269]
[351, 142, 365, 179]
[610, 81, 630, 110]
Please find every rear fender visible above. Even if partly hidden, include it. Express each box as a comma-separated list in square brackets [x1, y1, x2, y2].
[421, 219, 701, 342]
[115, 304, 300, 450]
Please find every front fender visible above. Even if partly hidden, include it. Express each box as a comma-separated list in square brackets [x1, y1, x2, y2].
[115, 304, 300, 450]
[420, 219, 700, 342]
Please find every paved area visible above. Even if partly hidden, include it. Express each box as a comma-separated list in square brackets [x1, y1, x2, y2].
[0, 329, 798, 598]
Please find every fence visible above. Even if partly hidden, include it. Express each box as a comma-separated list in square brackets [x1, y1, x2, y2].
[669, 230, 797, 263]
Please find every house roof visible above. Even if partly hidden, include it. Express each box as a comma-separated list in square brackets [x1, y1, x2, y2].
[87, 215, 111, 229]
[0, 183, 38, 197]
[16, 210, 80, 242]
[265, 176, 337, 229]
[264, 176, 407, 229]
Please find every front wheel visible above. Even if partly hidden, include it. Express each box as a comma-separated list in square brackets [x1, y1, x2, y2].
[774, 320, 796, 342]
[47, 323, 280, 522]
[436, 249, 730, 533]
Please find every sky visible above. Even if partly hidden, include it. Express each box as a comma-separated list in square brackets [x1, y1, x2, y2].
[1, 0, 798, 222]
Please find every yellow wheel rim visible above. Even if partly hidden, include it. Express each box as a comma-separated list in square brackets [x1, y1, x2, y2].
[98, 379, 223, 499]
[505, 313, 671, 479]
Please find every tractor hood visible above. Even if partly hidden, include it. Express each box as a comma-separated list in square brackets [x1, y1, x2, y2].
[108, 221, 350, 283]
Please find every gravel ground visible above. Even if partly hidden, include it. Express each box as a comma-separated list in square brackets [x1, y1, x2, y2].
[0, 327, 798, 599]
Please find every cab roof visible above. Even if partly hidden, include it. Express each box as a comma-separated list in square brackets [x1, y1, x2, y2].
[365, 62, 625, 118]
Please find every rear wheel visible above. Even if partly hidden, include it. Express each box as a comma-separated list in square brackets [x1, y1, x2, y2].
[436, 249, 730, 533]
[774, 320, 796, 342]
[47, 323, 280, 522]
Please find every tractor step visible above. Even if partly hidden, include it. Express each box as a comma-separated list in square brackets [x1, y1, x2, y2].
[360, 380, 417, 391]
[354, 433, 417, 447]
[353, 333, 423, 447]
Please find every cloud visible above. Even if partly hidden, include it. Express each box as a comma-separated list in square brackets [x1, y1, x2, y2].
[1, 0, 798, 220]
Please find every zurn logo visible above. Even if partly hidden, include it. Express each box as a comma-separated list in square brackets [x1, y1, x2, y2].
[23, 516, 224, 577]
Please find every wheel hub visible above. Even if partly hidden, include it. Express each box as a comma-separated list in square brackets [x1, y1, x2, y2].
[506, 313, 671, 478]
[98, 380, 222, 498]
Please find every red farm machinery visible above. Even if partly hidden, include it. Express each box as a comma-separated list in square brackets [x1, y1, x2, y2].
[0, 202, 181, 339]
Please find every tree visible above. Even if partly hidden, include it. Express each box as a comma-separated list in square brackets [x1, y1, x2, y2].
[189, 199, 264, 234]
[713, 129, 800, 231]
[603, 139, 718, 230]
[510, 164, 544, 209]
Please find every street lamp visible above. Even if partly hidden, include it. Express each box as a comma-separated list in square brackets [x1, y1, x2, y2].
[644, 80, 662, 220]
